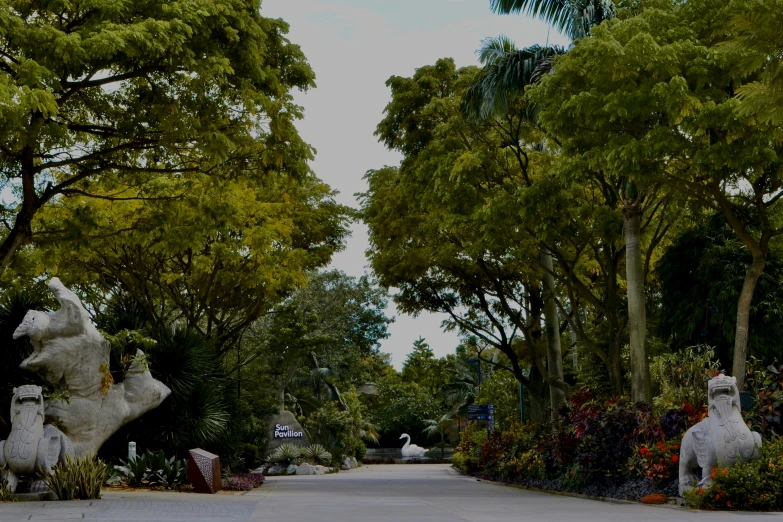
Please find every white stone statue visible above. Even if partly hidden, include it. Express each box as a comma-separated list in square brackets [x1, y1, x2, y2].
[0, 385, 74, 493]
[399, 433, 426, 458]
[12, 278, 171, 456]
[678, 374, 762, 495]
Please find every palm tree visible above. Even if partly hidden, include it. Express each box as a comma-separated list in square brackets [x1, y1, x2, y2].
[422, 413, 458, 461]
[465, 0, 655, 403]
[462, 37, 569, 415]
[490, 0, 616, 40]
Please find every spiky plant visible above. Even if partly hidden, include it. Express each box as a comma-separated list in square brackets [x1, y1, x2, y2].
[267, 443, 302, 466]
[42, 455, 107, 500]
[301, 444, 332, 465]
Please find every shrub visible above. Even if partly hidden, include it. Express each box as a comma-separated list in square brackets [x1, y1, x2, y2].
[754, 363, 783, 437]
[0, 465, 14, 502]
[222, 473, 264, 491]
[650, 346, 720, 413]
[637, 440, 680, 482]
[43, 455, 106, 500]
[237, 443, 260, 471]
[113, 450, 188, 489]
[266, 443, 302, 466]
[301, 444, 332, 465]
[684, 438, 783, 511]
[452, 423, 487, 473]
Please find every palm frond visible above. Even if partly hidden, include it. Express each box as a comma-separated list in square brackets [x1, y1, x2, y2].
[490, 0, 616, 40]
[462, 44, 566, 120]
[478, 35, 517, 66]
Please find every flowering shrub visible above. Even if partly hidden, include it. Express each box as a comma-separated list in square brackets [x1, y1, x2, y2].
[638, 440, 680, 482]
[222, 473, 265, 491]
[684, 438, 783, 511]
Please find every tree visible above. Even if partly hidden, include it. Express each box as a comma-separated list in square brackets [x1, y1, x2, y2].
[26, 139, 350, 352]
[364, 59, 571, 417]
[241, 270, 392, 414]
[489, 0, 617, 40]
[0, 0, 315, 275]
[724, 0, 783, 125]
[463, 36, 569, 414]
[401, 338, 450, 398]
[422, 412, 457, 461]
[482, 0, 660, 404]
[529, 0, 783, 389]
[656, 213, 783, 365]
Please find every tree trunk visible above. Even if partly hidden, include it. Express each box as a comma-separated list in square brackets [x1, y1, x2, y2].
[528, 366, 547, 423]
[0, 147, 38, 276]
[732, 254, 766, 390]
[604, 246, 624, 395]
[541, 249, 566, 418]
[624, 206, 651, 403]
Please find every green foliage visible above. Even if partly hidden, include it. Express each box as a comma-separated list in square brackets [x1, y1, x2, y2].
[266, 444, 302, 466]
[0, 0, 321, 274]
[650, 346, 721, 412]
[371, 377, 439, 447]
[100, 327, 229, 460]
[0, 465, 14, 502]
[656, 215, 783, 365]
[114, 450, 187, 489]
[684, 439, 783, 510]
[305, 400, 367, 462]
[0, 287, 49, 436]
[452, 423, 489, 473]
[42, 455, 107, 500]
[301, 444, 333, 465]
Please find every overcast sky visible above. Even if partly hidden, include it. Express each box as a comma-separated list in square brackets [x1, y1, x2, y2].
[261, 0, 569, 369]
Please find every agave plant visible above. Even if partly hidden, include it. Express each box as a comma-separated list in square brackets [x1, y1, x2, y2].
[301, 444, 332, 465]
[42, 455, 107, 500]
[266, 443, 302, 466]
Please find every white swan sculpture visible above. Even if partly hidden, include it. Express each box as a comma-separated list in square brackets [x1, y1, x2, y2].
[399, 433, 427, 458]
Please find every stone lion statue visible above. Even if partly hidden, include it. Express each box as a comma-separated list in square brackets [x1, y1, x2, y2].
[12, 278, 171, 456]
[0, 385, 74, 493]
[678, 374, 761, 495]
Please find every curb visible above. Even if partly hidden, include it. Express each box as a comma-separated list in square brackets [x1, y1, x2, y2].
[451, 466, 684, 510]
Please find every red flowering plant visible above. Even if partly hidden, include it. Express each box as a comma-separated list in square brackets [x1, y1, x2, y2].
[637, 439, 681, 482]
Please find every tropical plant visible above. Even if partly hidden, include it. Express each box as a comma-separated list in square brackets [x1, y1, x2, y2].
[266, 444, 302, 467]
[114, 450, 188, 489]
[650, 346, 721, 412]
[42, 455, 107, 500]
[422, 413, 458, 461]
[489, 0, 616, 40]
[301, 444, 333, 465]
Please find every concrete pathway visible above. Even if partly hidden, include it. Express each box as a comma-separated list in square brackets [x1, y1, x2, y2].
[1, 464, 782, 521]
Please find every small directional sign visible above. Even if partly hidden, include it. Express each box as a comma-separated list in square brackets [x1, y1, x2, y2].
[467, 404, 494, 421]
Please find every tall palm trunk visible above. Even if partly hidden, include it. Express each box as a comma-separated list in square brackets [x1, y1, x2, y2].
[541, 249, 566, 417]
[732, 253, 766, 390]
[624, 202, 651, 403]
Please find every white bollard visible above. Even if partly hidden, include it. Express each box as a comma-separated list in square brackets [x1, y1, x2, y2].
[128, 441, 137, 460]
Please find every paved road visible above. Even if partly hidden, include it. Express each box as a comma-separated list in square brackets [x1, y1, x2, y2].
[1, 464, 782, 521]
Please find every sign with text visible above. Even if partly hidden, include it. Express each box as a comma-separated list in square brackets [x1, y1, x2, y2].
[274, 423, 304, 439]
[467, 404, 495, 421]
